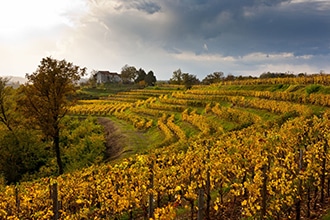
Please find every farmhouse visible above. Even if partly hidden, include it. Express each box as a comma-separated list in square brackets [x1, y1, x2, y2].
[94, 71, 122, 84]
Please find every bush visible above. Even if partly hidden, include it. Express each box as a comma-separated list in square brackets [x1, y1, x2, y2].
[0, 129, 49, 184]
[60, 116, 106, 172]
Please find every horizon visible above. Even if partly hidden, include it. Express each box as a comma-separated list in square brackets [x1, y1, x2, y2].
[3, 70, 328, 86]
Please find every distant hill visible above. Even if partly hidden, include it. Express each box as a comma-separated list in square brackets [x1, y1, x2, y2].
[4, 76, 28, 85]
[3, 76, 89, 87]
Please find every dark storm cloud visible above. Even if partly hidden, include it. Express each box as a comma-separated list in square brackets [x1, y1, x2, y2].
[152, 0, 330, 56]
[238, 1, 330, 55]
[87, 0, 330, 56]
[87, 0, 330, 58]
[151, 0, 289, 52]
[116, 0, 161, 14]
[73, 0, 330, 78]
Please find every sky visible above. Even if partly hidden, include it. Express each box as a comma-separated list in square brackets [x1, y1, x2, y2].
[1, 0, 330, 80]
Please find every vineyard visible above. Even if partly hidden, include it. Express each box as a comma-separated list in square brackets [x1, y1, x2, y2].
[1, 75, 330, 219]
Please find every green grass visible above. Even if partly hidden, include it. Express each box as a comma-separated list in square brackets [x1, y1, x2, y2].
[309, 105, 328, 116]
[237, 107, 279, 121]
[206, 114, 237, 132]
[78, 84, 144, 98]
[105, 116, 164, 163]
[215, 84, 271, 91]
[320, 86, 330, 94]
[286, 84, 305, 92]
[269, 84, 291, 92]
[212, 83, 330, 94]
[305, 84, 322, 95]
[214, 84, 294, 92]
[178, 121, 200, 138]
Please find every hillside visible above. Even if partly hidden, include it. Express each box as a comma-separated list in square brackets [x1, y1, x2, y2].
[1, 75, 330, 219]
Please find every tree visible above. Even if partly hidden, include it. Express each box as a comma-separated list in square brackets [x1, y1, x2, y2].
[182, 73, 200, 89]
[0, 77, 21, 183]
[135, 68, 147, 84]
[0, 77, 21, 132]
[169, 69, 199, 88]
[121, 64, 138, 83]
[145, 71, 157, 86]
[21, 57, 86, 175]
[224, 74, 235, 81]
[0, 77, 14, 131]
[169, 69, 183, 85]
[130, 68, 156, 86]
[0, 77, 49, 184]
[202, 72, 224, 85]
[86, 70, 98, 88]
[0, 128, 49, 183]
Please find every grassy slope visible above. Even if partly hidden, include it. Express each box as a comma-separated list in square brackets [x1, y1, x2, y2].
[105, 116, 165, 163]
[77, 84, 144, 99]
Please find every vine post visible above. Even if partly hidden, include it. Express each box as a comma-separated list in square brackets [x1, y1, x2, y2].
[148, 160, 155, 219]
[50, 183, 60, 220]
[198, 188, 204, 220]
[15, 186, 20, 218]
[296, 148, 303, 220]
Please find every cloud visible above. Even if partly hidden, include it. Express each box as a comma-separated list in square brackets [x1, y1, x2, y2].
[203, 44, 208, 51]
[172, 51, 235, 62]
[115, 0, 161, 14]
[238, 1, 330, 55]
[49, 0, 330, 78]
[1, 0, 330, 80]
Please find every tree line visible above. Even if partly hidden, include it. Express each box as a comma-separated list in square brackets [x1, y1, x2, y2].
[85, 64, 326, 90]
[168, 69, 327, 89]
[120, 64, 157, 86]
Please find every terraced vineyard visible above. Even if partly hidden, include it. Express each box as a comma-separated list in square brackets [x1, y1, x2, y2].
[1, 75, 330, 219]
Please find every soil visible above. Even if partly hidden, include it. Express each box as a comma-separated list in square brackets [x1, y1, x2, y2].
[97, 117, 126, 161]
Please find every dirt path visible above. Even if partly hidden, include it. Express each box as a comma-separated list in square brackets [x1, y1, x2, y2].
[97, 117, 154, 162]
[97, 117, 126, 161]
